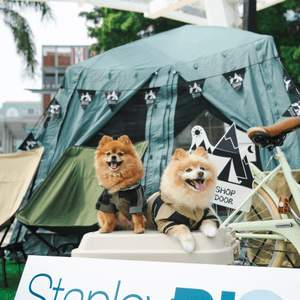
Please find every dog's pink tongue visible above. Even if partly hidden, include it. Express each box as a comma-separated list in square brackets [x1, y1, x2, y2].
[111, 163, 118, 169]
[195, 181, 206, 191]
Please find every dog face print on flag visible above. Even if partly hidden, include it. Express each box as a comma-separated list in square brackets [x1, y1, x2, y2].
[104, 90, 122, 111]
[77, 90, 96, 109]
[143, 87, 160, 109]
[223, 68, 246, 91]
[184, 80, 205, 99]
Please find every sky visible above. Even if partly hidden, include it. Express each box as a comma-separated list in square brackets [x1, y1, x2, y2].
[0, 1, 97, 108]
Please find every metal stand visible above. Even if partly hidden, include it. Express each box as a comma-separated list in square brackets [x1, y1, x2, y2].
[1, 222, 27, 288]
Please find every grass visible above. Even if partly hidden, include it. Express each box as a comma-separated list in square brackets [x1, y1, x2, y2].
[0, 259, 25, 300]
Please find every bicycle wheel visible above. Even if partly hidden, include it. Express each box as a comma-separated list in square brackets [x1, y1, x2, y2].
[215, 184, 286, 267]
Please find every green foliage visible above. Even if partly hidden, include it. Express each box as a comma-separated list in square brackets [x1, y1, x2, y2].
[280, 45, 300, 82]
[294, 46, 300, 60]
[0, 0, 54, 78]
[257, 0, 300, 81]
[0, 259, 25, 299]
[79, 8, 186, 53]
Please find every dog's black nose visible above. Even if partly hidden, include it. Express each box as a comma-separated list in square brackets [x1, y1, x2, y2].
[111, 155, 117, 161]
[198, 171, 204, 178]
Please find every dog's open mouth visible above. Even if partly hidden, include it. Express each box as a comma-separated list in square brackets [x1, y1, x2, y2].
[107, 161, 123, 170]
[186, 179, 206, 191]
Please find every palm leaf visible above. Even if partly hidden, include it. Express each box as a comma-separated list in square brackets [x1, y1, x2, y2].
[0, 1, 54, 78]
[3, 0, 54, 21]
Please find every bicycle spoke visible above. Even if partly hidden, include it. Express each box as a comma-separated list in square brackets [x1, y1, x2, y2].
[243, 252, 271, 266]
[244, 213, 272, 222]
[242, 255, 258, 266]
[244, 207, 272, 222]
[245, 249, 275, 265]
[247, 240, 276, 255]
[233, 188, 286, 267]
[248, 238, 267, 264]
[251, 203, 264, 220]
[238, 234, 278, 266]
[217, 179, 287, 267]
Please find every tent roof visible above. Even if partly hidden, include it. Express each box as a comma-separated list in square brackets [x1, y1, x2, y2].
[74, 25, 276, 72]
[81, 25, 275, 70]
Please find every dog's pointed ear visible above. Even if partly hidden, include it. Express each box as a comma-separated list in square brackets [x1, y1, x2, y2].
[173, 149, 189, 161]
[98, 136, 113, 148]
[118, 135, 132, 145]
[193, 147, 208, 158]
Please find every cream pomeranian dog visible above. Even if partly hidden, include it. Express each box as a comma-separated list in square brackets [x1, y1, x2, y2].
[146, 147, 219, 253]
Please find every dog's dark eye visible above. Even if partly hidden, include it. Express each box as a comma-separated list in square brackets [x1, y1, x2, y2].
[200, 167, 205, 171]
[186, 168, 192, 172]
[106, 152, 111, 156]
[118, 152, 123, 156]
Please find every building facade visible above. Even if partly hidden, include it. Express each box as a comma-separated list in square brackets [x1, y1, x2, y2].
[0, 45, 91, 153]
[29, 45, 91, 111]
[0, 101, 42, 153]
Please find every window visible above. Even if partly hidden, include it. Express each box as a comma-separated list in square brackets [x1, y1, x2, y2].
[57, 47, 71, 66]
[6, 108, 19, 117]
[23, 108, 39, 116]
[43, 69, 56, 89]
[43, 47, 56, 67]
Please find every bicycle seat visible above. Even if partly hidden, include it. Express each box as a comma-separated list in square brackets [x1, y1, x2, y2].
[247, 117, 300, 150]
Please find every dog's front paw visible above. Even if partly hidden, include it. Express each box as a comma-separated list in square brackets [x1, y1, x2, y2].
[98, 228, 113, 234]
[134, 227, 145, 234]
[203, 226, 218, 237]
[200, 221, 218, 238]
[181, 238, 195, 253]
[167, 225, 195, 253]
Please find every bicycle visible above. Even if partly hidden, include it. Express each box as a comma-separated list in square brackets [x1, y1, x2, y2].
[210, 117, 300, 267]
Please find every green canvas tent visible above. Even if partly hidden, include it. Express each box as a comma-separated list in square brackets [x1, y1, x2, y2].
[32, 25, 299, 199]
[13, 24, 300, 255]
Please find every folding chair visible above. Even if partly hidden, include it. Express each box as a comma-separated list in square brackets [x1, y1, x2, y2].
[16, 142, 148, 257]
[0, 147, 44, 288]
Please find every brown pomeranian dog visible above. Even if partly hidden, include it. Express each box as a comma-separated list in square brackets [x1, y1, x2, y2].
[146, 147, 219, 253]
[95, 135, 146, 234]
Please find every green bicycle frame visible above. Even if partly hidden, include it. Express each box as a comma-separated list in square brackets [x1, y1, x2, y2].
[219, 148, 300, 254]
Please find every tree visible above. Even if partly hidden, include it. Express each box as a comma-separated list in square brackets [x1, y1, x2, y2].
[257, 0, 300, 82]
[0, 0, 54, 78]
[79, 8, 186, 54]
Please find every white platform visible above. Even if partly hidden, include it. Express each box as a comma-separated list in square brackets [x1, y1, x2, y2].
[71, 228, 235, 265]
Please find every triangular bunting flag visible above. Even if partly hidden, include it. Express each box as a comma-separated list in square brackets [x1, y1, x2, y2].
[184, 79, 205, 99]
[282, 94, 300, 117]
[44, 98, 61, 118]
[77, 89, 96, 109]
[223, 68, 245, 91]
[143, 87, 160, 108]
[283, 68, 295, 93]
[104, 90, 122, 111]
[18, 133, 39, 151]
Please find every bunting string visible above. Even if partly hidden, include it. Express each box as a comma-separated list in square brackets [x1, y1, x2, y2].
[19, 56, 297, 149]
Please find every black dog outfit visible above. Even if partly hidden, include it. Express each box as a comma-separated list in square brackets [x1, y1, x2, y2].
[95, 181, 146, 221]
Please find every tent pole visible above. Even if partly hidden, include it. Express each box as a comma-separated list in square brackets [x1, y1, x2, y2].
[25, 226, 59, 255]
